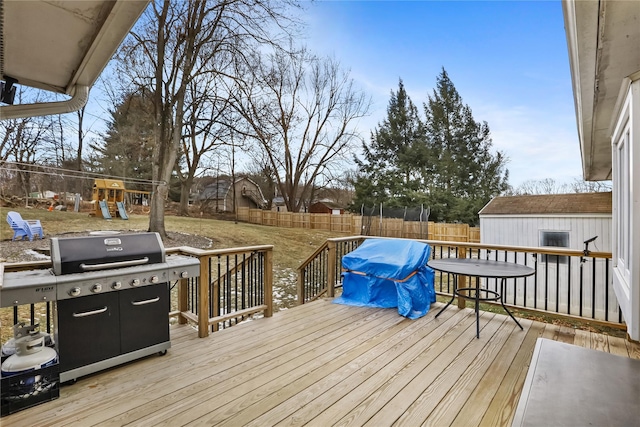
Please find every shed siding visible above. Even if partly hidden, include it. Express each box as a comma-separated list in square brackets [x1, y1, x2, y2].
[479, 214, 615, 320]
[480, 215, 611, 252]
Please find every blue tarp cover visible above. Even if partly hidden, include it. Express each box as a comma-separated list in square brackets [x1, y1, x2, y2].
[334, 238, 436, 319]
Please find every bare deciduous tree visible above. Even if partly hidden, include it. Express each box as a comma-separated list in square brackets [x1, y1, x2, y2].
[512, 177, 611, 195]
[177, 74, 232, 215]
[115, 0, 300, 236]
[233, 46, 371, 212]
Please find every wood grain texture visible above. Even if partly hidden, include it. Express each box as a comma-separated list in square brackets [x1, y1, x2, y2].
[2, 299, 634, 427]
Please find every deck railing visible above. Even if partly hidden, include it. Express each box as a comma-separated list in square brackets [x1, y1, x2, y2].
[297, 236, 624, 328]
[168, 245, 273, 338]
[1, 245, 273, 341]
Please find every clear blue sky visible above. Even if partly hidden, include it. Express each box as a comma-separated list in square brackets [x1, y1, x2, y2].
[303, 0, 582, 189]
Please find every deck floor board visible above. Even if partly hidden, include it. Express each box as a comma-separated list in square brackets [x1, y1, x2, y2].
[2, 299, 636, 427]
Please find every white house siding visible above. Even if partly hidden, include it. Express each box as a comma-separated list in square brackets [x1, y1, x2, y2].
[479, 214, 616, 322]
[611, 76, 640, 340]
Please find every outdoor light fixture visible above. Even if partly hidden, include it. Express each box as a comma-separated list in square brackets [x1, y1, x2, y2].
[0, 76, 17, 105]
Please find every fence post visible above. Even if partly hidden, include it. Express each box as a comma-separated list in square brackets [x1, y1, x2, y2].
[327, 240, 337, 297]
[198, 255, 210, 338]
[457, 247, 467, 309]
[264, 248, 274, 317]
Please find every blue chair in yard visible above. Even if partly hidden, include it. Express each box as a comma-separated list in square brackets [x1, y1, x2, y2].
[6, 211, 44, 241]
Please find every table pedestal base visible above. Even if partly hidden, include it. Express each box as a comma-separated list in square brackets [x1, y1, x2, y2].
[435, 276, 523, 338]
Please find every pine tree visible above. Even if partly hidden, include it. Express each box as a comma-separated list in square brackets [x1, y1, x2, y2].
[351, 71, 509, 225]
[89, 89, 155, 191]
[423, 69, 509, 225]
[351, 80, 428, 210]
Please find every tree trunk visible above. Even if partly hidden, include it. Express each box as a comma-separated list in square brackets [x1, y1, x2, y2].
[148, 182, 168, 234]
[148, 0, 170, 238]
[179, 175, 193, 216]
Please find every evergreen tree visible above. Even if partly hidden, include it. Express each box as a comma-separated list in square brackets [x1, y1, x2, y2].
[423, 69, 509, 225]
[351, 80, 428, 210]
[351, 70, 509, 225]
[90, 89, 155, 191]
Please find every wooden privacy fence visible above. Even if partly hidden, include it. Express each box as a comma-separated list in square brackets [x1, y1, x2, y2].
[237, 207, 480, 242]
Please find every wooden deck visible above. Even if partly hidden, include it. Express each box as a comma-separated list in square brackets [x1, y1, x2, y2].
[4, 299, 640, 426]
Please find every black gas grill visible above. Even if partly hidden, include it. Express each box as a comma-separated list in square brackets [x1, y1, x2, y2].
[1, 232, 200, 383]
[51, 232, 165, 275]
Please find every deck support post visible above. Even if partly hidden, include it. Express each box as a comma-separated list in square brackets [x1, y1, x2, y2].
[457, 247, 468, 309]
[264, 249, 273, 317]
[198, 256, 210, 337]
[327, 240, 337, 298]
[178, 276, 188, 325]
[297, 268, 305, 304]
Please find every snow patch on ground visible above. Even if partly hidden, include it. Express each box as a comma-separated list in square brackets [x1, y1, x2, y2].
[273, 266, 298, 311]
[24, 249, 50, 260]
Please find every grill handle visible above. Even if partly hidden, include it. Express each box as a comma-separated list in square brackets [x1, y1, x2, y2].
[131, 297, 160, 306]
[79, 257, 150, 271]
[72, 306, 108, 318]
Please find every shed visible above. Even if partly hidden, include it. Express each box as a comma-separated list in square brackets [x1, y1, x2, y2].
[198, 177, 266, 212]
[479, 192, 612, 252]
[271, 196, 287, 213]
[309, 201, 344, 215]
[479, 192, 613, 319]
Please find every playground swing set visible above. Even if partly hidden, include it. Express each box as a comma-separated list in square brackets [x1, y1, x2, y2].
[90, 179, 150, 220]
[91, 179, 128, 220]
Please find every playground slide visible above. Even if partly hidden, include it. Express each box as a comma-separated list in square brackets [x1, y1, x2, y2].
[99, 200, 112, 219]
[116, 202, 129, 220]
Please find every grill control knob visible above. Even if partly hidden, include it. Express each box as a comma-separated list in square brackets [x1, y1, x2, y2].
[180, 271, 189, 278]
[69, 287, 81, 297]
[112, 281, 122, 290]
[131, 278, 140, 287]
[92, 284, 102, 293]
[150, 275, 159, 284]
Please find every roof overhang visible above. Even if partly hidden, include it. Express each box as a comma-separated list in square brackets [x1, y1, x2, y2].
[562, 0, 640, 181]
[0, 0, 149, 119]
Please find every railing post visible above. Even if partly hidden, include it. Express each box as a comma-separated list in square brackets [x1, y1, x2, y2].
[198, 255, 210, 338]
[327, 240, 337, 297]
[212, 266, 219, 333]
[264, 248, 273, 317]
[297, 268, 305, 304]
[457, 246, 467, 309]
[177, 276, 188, 325]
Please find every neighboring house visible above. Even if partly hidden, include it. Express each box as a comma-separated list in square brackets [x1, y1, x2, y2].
[198, 177, 266, 212]
[563, 0, 640, 340]
[479, 192, 612, 252]
[309, 201, 345, 215]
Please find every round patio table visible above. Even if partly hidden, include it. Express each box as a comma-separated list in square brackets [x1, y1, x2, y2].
[428, 258, 535, 338]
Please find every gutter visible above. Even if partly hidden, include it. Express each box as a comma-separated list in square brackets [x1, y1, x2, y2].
[0, 85, 89, 120]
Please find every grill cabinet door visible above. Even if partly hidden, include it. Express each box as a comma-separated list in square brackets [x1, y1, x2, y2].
[119, 283, 170, 354]
[57, 293, 120, 372]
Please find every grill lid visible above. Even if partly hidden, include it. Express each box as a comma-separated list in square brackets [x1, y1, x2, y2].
[51, 232, 165, 275]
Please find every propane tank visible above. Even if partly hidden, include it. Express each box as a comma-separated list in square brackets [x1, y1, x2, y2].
[1, 335, 57, 377]
[2, 331, 54, 358]
[1, 323, 58, 382]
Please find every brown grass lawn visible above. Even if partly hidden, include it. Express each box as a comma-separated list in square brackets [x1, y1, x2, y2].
[1, 207, 347, 312]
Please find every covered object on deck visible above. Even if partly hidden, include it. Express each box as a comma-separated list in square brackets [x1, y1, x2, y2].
[335, 238, 436, 319]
